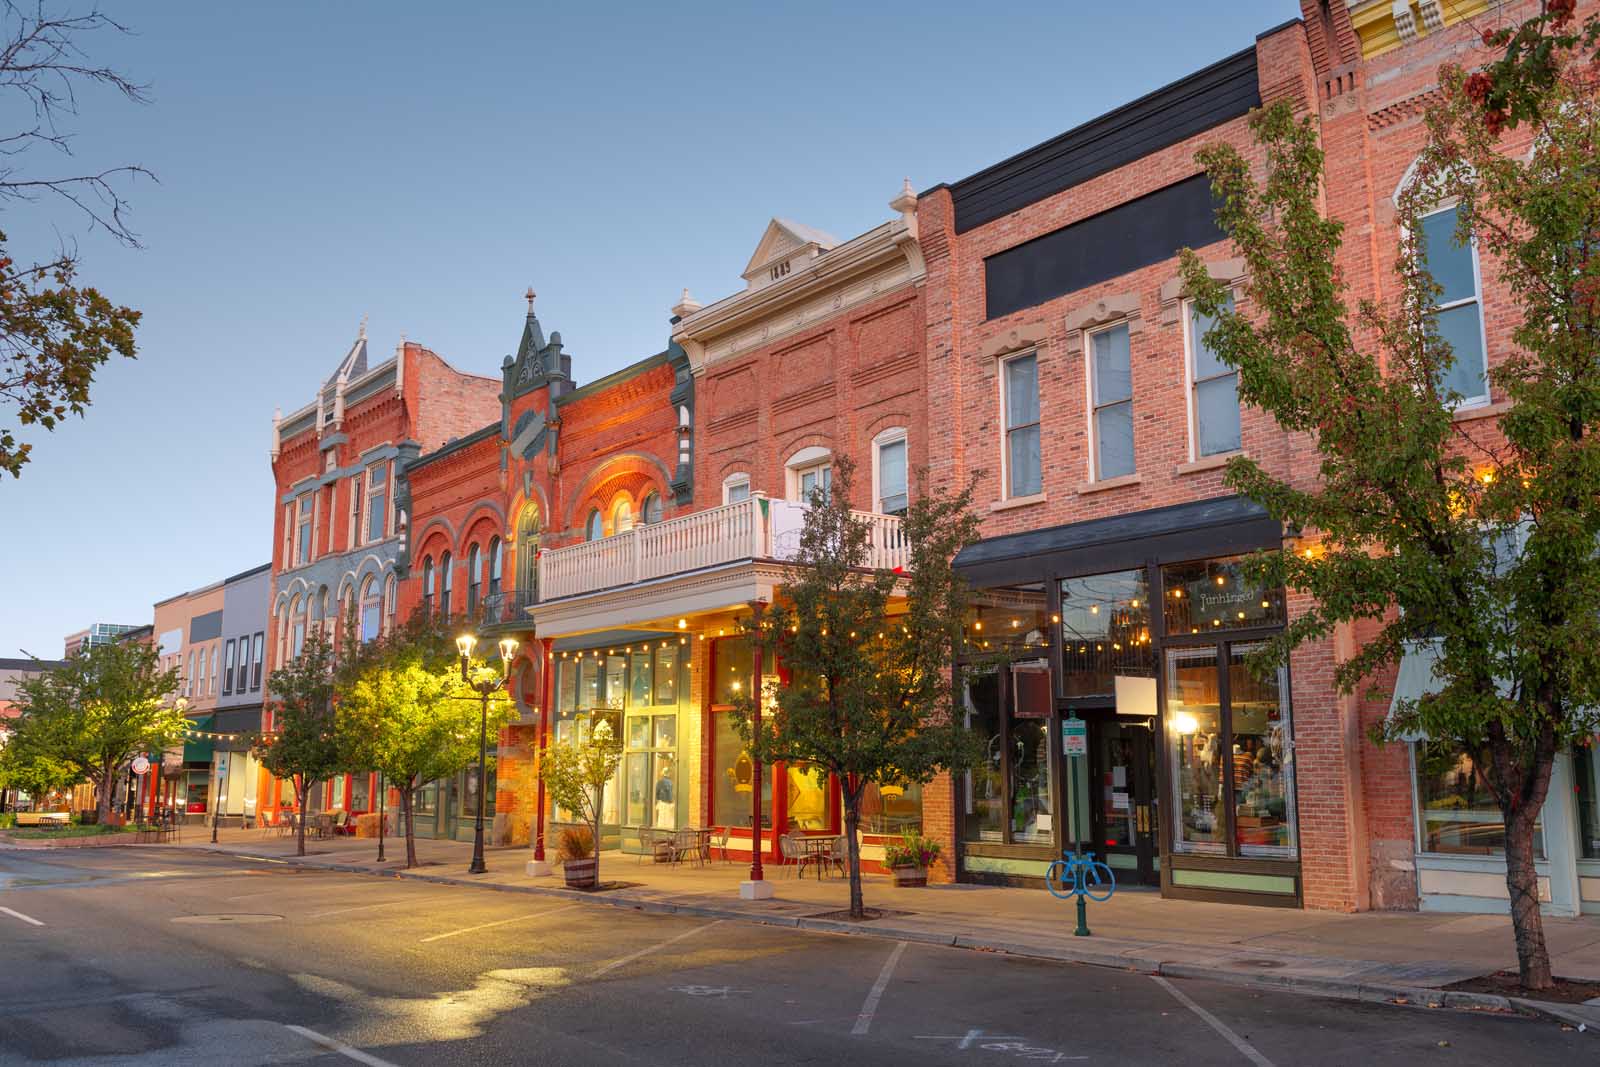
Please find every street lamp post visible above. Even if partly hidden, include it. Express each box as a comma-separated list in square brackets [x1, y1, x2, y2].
[210, 756, 227, 844]
[457, 633, 518, 876]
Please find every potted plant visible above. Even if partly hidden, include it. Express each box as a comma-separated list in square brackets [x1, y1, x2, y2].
[883, 830, 941, 888]
[557, 825, 597, 889]
[535, 718, 624, 890]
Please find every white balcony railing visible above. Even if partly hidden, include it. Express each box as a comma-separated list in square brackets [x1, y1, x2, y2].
[537, 494, 906, 602]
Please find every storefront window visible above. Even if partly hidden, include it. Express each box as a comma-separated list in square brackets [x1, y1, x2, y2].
[712, 710, 771, 828]
[1228, 645, 1295, 857]
[965, 583, 1049, 655]
[1059, 569, 1153, 700]
[1578, 743, 1600, 860]
[962, 667, 1003, 842]
[558, 658, 577, 713]
[604, 655, 626, 710]
[861, 780, 922, 835]
[578, 657, 599, 709]
[1415, 741, 1544, 857]
[784, 764, 831, 831]
[714, 639, 753, 705]
[1161, 555, 1284, 636]
[1168, 646, 1225, 853]
[1009, 661, 1053, 844]
[351, 773, 371, 812]
[630, 648, 651, 707]
[330, 773, 347, 809]
[655, 644, 679, 705]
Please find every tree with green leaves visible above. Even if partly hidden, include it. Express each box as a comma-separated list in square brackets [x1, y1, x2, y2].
[1176, 17, 1598, 988]
[339, 612, 514, 868]
[535, 717, 623, 886]
[9, 643, 183, 823]
[732, 458, 983, 918]
[250, 629, 343, 857]
[0, 729, 80, 811]
[0, 3, 151, 479]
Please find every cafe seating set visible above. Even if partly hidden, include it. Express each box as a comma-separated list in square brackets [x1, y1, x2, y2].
[260, 810, 350, 840]
[638, 826, 730, 867]
[778, 832, 847, 880]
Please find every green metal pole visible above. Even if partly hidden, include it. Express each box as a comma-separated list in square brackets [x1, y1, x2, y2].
[1070, 713, 1089, 937]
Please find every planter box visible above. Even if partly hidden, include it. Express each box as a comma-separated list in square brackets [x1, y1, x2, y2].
[563, 857, 598, 889]
[891, 865, 928, 888]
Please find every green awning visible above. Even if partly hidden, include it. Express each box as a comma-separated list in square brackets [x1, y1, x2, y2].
[182, 715, 214, 763]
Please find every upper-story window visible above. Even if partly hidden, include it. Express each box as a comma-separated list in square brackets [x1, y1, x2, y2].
[290, 595, 306, 658]
[787, 446, 832, 503]
[1088, 323, 1135, 480]
[1187, 295, 1241, 458]
[195, 649, 205, 697]
[422, 556, 435, 615]
[439, 551, 453, 619]
[347, 473, 361, 550]
[209, 646, 218, 696]
[722, 475, 751, 505]
[1419, 205, 1488, 407]
[222, 640, 235, 696]
[467, 543, 482, 613]
[585, 509, 603, 541]
[366, 463, 388, 543]
[235, 636, 249, 693]
[1002, 352, 1042, 497]
[250, 632, 263, 690]
[384, 574, 397, 634]
[295, 493, 314, 566]
[873, 428, 908, 516]
[487, 537, 502, 597]
[360, 575, 380, 643]
[640, 492, 662, 525]
[613, 499, 634, 535]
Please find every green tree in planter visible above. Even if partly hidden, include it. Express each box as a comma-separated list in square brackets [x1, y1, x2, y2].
[340, 612, 515, 868]
[733, 458, 983, 919]
[1175, 23, 1600, 988]
[536, 718, 623, 885]
[11, 642, 183, 823]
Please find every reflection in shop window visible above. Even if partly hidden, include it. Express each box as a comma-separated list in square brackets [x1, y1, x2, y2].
[655, 644, 679, 705]
[351, 774, 370, 812]
[786, 764, 832, 831]
[1059, 569, 1153, 700]
[1161, 555, 1284, 636]
[1415, 740, 1544, 857]
[1009, 660, 1053, 845]
[712, 711, 771, 828]
[1227, 646, 1296, 857]
[1579, 744, 1600, 860]
[965, 583, 1049, 656]
[962, 667, 1003, 843]
[630, 648, 651, 706]
[861, 780, 922, 835]
[1169, 646, 1225, 853]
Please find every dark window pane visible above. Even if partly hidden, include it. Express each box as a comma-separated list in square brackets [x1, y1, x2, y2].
[965, 583, 1049, 656]
[1059, 570, 1153, 701]
[1095, 400, 1135, 479]
[1092, 324, 1131, 404]
[1005, 355, 1038, 427]
[1416, 741, 1543, 856]
[1196, 374, 1241, 456]
[962, 668, 1003, 843]
[1433, 302, 1487, 402]
[1420, 207, 1476, 305]
[1007, 423, 1041, 497]
[1161, 555, 1284, 636]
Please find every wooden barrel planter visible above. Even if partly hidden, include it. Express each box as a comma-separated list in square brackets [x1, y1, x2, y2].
[563, 857, 598, 889]
[891, 866, 928, 888]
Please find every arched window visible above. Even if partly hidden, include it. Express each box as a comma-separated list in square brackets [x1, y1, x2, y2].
[467, 543, 482, 613]
[585, 509, 603, 541]
[722, 473, 751, 504]
[422, 556, 435, 616]
[488, 537, 503, 597]
[360, 575, 380, 643]
[613, 498, 634, 535]
[516, 506, 540, 602]
[384, 574, 397, 634]
[641, 492, 662, 525]
[290, 595, 305, 657]
[872, 428, 909, 516]
[440, 551, 453, 619]
[342, 588, 355, 639]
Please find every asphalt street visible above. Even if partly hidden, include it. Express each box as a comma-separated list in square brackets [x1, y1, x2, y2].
[0, 847, 1589, 1066]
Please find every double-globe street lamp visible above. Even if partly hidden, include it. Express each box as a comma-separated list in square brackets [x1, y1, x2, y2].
[456, 633, 517, 875]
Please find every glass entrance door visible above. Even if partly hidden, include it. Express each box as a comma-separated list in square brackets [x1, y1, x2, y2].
[1087, 714, 1159, 886]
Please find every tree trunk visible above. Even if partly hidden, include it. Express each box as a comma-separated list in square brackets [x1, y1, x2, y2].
[843, 792, 865, 919]
[94, 761, 112, 825]
[294, 777, 309, 857]
[1503, 797, 1554, 989]
[401, 780, 417, 869]
[592, 783, 603, 887]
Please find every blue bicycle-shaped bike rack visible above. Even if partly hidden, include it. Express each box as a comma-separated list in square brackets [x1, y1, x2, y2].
[1044, 848, 1115, 936]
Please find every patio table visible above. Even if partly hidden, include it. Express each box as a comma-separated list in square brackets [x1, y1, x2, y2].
[795, 835, 841, 881]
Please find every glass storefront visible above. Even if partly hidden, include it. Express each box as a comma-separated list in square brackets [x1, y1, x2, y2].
[1414, 740, 1544, 857]
[1579, 744, 1600, 860]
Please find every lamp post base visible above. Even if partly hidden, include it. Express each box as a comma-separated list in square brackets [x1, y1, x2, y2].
[739, 879, 775, 900]
[526, 858, 554, 878]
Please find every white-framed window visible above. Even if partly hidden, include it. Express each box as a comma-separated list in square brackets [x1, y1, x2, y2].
[640, 491, 662, 525]
[209, 646, 218, 696]
[1186, 294, 1241, 458]
[439, 551, 453, 619]
[384, 574, 397, 634]
[1001, 352, 1041, 498]
[487, 537, 502, 597]
[467, 543, 482, 613]
[360, 575, 380, 643]
[290, 595, 305, 658]
[872, 428, 908, 516]
[585, 509, 603, 540]
[365, 463, 388, 543]
[251, 632, 263, 690]
[222, 640, 235, 696]
[187, 650, 196, 697]
[1087, 322, 1134, 480]
[422, 556, 435, 615]
[282, 504, 293, 569]
[786, 446, 832, 503]
[612, 498, 634, 535]
[722, 474, 751, 505]
[295, 493, 313, 565]
[1418, 204, 1489, 407]
[348, 473, 361, 550]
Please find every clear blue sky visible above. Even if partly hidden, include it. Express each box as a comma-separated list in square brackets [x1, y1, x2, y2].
[0, 0, 1295, 658]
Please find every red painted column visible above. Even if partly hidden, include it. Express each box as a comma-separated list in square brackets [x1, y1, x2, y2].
[749, 602, 765, 882]
[533, 637, 554, 862]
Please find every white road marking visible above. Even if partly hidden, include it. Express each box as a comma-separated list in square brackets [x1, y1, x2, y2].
[416, 904, 576, 944]
[0, 905, 44, 927]
[284, 1024, 399, 1067]
[1152, 975, 1274, 1067]
[852, 940, 908, 1035]
[593, 919, 722, 977]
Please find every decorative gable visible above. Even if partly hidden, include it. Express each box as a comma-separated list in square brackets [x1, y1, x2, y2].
[741, 218, 838, 291]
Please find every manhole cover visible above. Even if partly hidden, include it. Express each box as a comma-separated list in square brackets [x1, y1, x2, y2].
[171, 913, 284, 925]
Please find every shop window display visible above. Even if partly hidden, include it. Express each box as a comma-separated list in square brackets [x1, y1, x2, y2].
[1226, 647, 1295, 857]
[964, 583, 1049, 656]
[1161, 556, 1284, 636]
[712, 709, 771, 828]
[962, 667, 1003, 843]
[1167, 647, 1228, 854]
[861, 780, 922, 835]
[1579, 744, 1600, 860]
[786, 764, 832, 831]
[1415, 740, 1544, 857]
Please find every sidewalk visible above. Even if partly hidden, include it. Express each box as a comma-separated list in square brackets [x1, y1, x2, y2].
[177, 827, 1600, 1028]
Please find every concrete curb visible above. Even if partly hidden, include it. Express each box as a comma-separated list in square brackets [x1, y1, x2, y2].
[188, 845, 1595, 1033]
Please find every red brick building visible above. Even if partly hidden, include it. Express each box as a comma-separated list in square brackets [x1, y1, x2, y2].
[261, 326, 500, 827]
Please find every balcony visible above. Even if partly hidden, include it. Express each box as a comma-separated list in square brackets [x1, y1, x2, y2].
[537, 495, 906, 604]
[472, 588, 539, 631]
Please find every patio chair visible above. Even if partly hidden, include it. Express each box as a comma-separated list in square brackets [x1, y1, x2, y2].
[636, 827, 656, 865]
[671, 827, 703, 868]
[332, 811, 349, 835]
[826, 834, 847, 878]
[778, 833, 801, 878]
[714, 826, 731, 864]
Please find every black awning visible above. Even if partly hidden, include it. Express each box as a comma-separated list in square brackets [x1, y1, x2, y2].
[953, 495, 1281, 586]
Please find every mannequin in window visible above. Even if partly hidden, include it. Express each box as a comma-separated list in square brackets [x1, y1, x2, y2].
[654, 759, 675, 828]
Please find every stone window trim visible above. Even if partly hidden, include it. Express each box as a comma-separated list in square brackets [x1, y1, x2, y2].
[1175, 449, 1245, 476]
[978, 322, 1051, 363]
[989, 492, 1048, 513]
[1062, 292, 1143, 355]
[1158, 257, 1248, 326]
